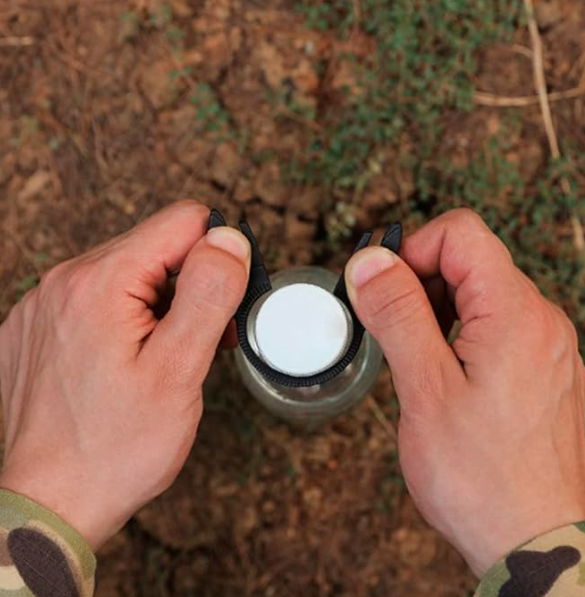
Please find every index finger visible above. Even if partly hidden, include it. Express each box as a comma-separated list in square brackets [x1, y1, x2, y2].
[79, 200, 210, 308]
[66, 201, 212, 352]
[118, 200, 210, 275]
[401, 209, 534, 378]
[401, 209, 519, 326]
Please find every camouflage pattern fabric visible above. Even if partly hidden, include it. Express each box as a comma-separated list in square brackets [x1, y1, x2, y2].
[475, 523, 585, 597]
[0, 489, 95, 597]
[0, 487, 583, 597]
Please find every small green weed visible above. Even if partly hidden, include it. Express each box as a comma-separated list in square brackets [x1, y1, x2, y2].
[291, 0, 521, 194]
[15, 274, 39, 301]
[289, 0, 585, 348]
[415, 132, 585, 348]
[326, 201, 358, 248]
[149, 2, 173, 29]
[189, 83, 233, 139]
[295, 0, 355, 34]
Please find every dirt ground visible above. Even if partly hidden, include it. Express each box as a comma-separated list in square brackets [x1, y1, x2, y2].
[1, 1, 585, 596]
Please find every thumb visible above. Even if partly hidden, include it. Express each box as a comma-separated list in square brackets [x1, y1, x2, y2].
[143, 226, 250, 385]
[345, 247, 464, 406]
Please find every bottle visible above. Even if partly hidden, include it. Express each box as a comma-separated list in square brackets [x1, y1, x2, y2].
[207, 209, 400, 430]
[234, 265, 383, 428]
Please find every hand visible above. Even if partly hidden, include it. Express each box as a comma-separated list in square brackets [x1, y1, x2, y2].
[345, 209, 585, 576]
[0, 201, 250, 550]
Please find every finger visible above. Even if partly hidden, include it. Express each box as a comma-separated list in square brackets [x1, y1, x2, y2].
[120, 200, 210, 274]
[346, 247, 465, 409]
[399, 209, 529, 379]
[142, 226, 250, 386]
[83, 201, 210, 310]
[400, 209, 518, 327]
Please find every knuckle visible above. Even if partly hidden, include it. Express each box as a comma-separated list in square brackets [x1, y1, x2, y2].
[39, 261, 69, 290]
[566, 319, 580, 352]
[522, 300, 575, 363]
[448, 207, 486, 229]
[448, 208, 514, 264]
[51, 263, 97, 314]
[166, 199, 208, 219]
[556, 308, 579, 353]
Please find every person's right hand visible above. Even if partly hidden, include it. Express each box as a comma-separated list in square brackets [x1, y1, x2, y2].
[345, 209, 585, 576]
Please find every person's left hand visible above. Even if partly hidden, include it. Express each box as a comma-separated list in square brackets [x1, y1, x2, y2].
[0, 200, 250, 550]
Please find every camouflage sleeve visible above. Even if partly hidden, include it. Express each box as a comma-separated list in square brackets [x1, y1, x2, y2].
[475, 522, 585, 597]
[0, 488, 96, 597]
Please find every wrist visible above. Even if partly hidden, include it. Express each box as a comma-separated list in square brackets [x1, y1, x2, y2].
[456, 495, 585, 577]
[0, 465, 125, 551]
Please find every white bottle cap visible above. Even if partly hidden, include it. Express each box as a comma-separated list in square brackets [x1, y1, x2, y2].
[254, 283, 352, 377]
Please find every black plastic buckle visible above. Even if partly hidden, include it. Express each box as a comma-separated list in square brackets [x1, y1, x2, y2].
[208, 209, 402, 388]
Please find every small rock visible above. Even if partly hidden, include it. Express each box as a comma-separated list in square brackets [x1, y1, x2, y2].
[285, 214, 316, 241]
[211, 142, 243, 188]
[330, 59, 361, 96]
[169, 0, 192, 17]
[302, 486, 323, 509]
[182, 49, 204, 66]
[192, 17, 215, 33]
[202, 31, 233, 71]
[0, 153, 16, 186]
[291, 59, 319, 96]
[229, 27, 243, 52]
[392, 527, 437, 566]
[293, 187, 322, 219]
[233, 177, 255, 203]
[362, 177, 399, 211]
[214, 482, 240, 497]
[254, 162, 289, 207]
[518, 141, 545, 180]
[261, 499, 280, 524]
[140, 59, 173, 109]
[205, 0, 231, 22]
[486, 114, 501, 136]
[255, 42, 286, 90]
[235, 506, 258, 535]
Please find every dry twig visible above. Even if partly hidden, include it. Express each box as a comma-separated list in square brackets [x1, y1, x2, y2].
[524, 0, 560, 158]
[474, 86, 585, 107]
[523, 0, 583, 250]
[0, 36, 35, 46]
[512, 43, 534, 60]
[367, 396, 397, 442]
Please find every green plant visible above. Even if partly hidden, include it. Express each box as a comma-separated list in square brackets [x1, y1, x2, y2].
[414, 132, 585, 350]
[326, 201, 358, 247]
[15, 274, 39, 301]
[295, 0, 355, 34]
[189, 83, 233, 138]
[149, 2, 173, 28]
[290, 0, 521, 194]
[288, 0, 585, 350]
